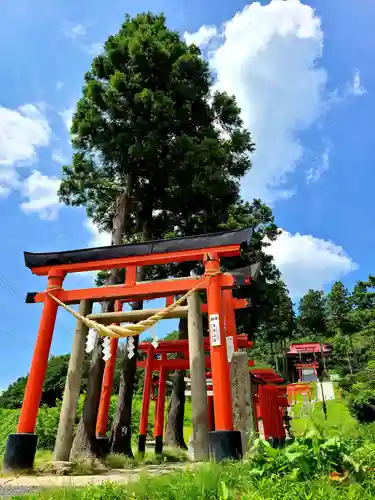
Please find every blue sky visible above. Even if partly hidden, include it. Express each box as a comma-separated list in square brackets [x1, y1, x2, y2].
[0, 0, 373, 389]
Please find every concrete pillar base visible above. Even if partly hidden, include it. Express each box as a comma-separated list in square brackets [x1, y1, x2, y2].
[3, 433, 38, 471]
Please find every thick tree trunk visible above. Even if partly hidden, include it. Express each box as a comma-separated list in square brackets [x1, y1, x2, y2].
[109, 218, 150, 456]
[165, 318, 188, 449]
[70, 186, 133, 460]
[70, 331, 106, 460]
[109, 271, 144, 457]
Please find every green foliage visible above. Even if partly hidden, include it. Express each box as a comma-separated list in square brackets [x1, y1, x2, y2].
[345, 363, 375, 422]
[0, 355, 89, 409]
[0, 376, 27, 409]
[298, 289, 327, 338]
[0, 409, 19, 454]
[0, 352, 134, 410]
[326, 281, 353, 336]
[291, 398, 357, 438]
[59, 12, 253, 237]
[0, 405, 63, 453]
[0, 396, 156, 455]
[16, 432, 375, 500]
[248, 432, 359, 481]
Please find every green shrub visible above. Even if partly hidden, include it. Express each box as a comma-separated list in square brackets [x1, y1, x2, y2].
[0, 409, 19, 454]
[0, 396, 156, 454]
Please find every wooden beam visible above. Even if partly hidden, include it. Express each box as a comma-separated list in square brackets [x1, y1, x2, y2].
[89, 297, 251, 324]
[27, 274, 235, 305]
[88, 306, 190, 324]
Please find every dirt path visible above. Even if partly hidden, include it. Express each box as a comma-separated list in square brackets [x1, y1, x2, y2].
[0, 462, 196, 498]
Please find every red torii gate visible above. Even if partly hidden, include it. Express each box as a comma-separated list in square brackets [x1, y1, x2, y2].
[136, 334, 254, 453]
[4, 227, 254, 470]
[95, 296, 251, 445]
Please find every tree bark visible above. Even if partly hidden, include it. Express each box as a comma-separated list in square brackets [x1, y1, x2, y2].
[70, 184, 133, 460]
[54, 300, 92, 461]
[109, 217, 150, 456]
[187, 292, 209, 461]
[165, 318, 188, 449]
[109, 270, 144, 457]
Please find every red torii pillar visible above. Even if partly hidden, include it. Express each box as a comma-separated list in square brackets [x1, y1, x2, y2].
[154, 359, 167, 454]
[5, 270, 65, 470]
[138, 344, 153, 454]
[204, 254, 242, 461]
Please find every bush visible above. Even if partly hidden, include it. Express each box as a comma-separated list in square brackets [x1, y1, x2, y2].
[347, 391, 375, 423]
[0, 409, 19, 454]
[0, 396, 155, 454]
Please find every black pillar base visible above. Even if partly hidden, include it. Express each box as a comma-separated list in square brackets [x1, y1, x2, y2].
[3, 433, 38, 471]
[208, 430, 243, 462]
[138, 434, 146, 454]
[268, 437, 285, 449]
[155, 435, 163, 455]
[96, 437, 110, 457]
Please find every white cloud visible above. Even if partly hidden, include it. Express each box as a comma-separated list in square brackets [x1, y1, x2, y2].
[266, 230, 358, 298]
[0, 168, 20, 197]
[20, 170, 61, 220]
[52, 149, 69, 165]
[349, 68, 366, 97]
[56, 81, 64, 91]
[84, 219, 111, 247]
[65, 24, 87, 40]
[184, 25, 218, 48]
[0, 103, 51, 195]
[59, 108, 74, 132]
[306, 146, 329, 183]
[197, 0, 328, 203]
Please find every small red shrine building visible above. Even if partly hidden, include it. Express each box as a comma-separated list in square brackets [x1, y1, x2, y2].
[287, 342, 331, 382]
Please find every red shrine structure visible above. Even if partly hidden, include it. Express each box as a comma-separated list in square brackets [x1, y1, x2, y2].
[134, 336, 289, 453]
[135, 333, 254, 453]
[287, 342, 332, 383]
[5, 227, 266, 470]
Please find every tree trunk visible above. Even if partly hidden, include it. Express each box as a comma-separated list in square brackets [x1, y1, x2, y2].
[70, 185, 133, 460]
[109, 217, 151, 456]
[165, 318, 188, 449]
[109, 271, 144, 457]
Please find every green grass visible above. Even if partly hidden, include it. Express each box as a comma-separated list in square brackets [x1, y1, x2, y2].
[14, 460, 375, 500]
[291, 399, 357, 437]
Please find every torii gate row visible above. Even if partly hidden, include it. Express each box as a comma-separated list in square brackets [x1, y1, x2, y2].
[132, 334, 254, 454]
[146, 364, 289, 453]
[251, 369, 288, 444]
[94, 295, 252, 449]
[4, 227, 255, 470]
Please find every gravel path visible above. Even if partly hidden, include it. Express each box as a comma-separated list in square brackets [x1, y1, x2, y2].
[0, 462, 196, 498]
